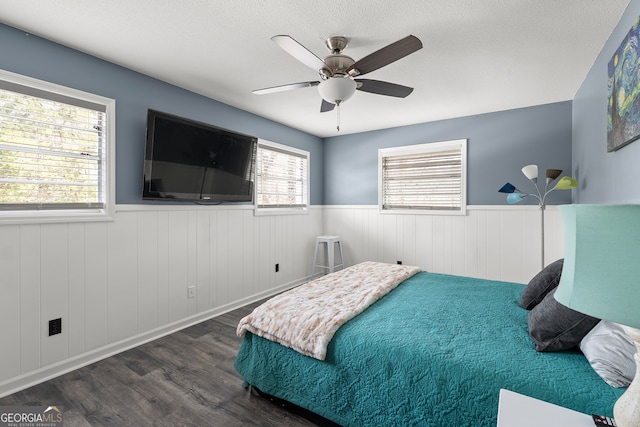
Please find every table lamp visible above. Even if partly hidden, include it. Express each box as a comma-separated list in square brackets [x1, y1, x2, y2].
[554, 204, 640, 427]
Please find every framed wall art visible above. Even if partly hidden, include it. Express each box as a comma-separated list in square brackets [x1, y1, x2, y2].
[608, 15, 640, 152]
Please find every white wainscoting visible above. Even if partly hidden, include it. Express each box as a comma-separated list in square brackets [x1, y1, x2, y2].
[0, 204, 563, 397]
[323, 205, 564, 284]
[0, 205, 323, 397]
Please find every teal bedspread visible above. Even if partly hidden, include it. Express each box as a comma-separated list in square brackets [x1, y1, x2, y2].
[234, 272, 624, 426]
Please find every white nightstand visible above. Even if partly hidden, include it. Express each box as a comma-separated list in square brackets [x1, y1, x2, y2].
[497, 389, 596, 427]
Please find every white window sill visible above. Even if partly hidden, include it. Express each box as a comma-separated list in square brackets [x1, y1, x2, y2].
[379, 207, 467, 216]
[254, 207, 309, 216]
[0, 209, 115, 225]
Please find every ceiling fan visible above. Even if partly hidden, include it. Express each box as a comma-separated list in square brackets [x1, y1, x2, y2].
[253, 34, 423, 130]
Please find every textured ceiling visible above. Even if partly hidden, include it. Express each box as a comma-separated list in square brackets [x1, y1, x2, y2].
[0, 0, 631, 137]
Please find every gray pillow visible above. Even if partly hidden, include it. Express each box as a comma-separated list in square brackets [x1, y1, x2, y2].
[520, 259, 564, 310]
[580, 320, 636, 387]
[527, 289, 600, 352]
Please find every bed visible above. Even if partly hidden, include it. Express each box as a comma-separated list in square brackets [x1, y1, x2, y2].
[234, 262, 625, 426]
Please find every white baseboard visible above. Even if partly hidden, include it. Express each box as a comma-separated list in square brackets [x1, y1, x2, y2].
[0, 276, 310, 398]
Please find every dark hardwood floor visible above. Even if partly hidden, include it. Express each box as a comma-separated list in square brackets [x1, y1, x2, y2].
[0, 301, 328, 427]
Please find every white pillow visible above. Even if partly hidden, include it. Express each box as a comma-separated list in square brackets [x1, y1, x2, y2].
[580, 320, 636, 388]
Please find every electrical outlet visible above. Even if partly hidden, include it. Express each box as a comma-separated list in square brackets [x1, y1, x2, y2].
[275, 263, 280, 273]
[397, 261, 403, 265]
[49, 318, 62, 336]
[188, 286, 196, 299]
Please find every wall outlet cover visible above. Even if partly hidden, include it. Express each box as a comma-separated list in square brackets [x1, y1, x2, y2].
[49, 318, 62, 336]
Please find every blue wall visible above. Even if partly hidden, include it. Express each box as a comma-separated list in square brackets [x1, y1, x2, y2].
[1, 22, 579, 207]
[0, 24, 324, 205]
[323, 102, 573, 206]
[572, 0, 640, 204]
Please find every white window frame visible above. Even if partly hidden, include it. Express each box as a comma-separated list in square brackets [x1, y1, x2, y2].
[0, 69, 115, 224]
[378, 139, 467, 215]
[254, 139, 309, 216]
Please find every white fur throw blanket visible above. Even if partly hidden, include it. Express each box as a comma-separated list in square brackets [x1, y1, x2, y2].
[236, 261, 421, 360]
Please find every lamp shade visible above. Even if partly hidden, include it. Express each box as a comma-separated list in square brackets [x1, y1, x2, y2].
[545, 169, 562, 181]
[318, 77, 357, 104]
[498, 183, 516, 193]
[521, 164, 538, 181]
[555, 176, 578, 190]
[554, 204, 640, 329]
[506, 192, 525, 204]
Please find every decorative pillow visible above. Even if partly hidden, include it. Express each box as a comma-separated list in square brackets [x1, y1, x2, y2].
[520, 259, 564, 310]
[580, 320, 636, 388]
[527, 289, 600, 352]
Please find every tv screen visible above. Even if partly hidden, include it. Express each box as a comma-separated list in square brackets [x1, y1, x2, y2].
[143, 110, 257, 202]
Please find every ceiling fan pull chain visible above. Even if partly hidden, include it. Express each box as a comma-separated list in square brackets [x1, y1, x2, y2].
[336, 102, 341, 132]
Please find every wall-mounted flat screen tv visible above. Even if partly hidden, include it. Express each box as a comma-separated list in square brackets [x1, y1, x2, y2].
[143, 109, 257, 202]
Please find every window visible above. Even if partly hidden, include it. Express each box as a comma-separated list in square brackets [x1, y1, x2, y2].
[379, 139, 467, 214]
[0, 70, 115, 223]
[255, 139, 309, 214]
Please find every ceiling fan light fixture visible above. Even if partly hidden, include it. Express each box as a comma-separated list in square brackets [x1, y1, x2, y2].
[318, 77, 357, 105]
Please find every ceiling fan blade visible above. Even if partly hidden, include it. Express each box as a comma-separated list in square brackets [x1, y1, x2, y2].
[320, 99, 335, 112]
[355, 79, 414, 98]
[253, 81, 319, 95]
[348, 35, 422, 76]
[272, 35, 328, 72]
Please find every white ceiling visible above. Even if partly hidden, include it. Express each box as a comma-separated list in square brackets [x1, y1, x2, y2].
[0, 1, 631, 138]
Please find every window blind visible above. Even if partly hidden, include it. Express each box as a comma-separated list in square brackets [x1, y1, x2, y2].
[382, 148, 462, 210]
[256, 144, 308, 208]
[0, 86, 107, 211]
